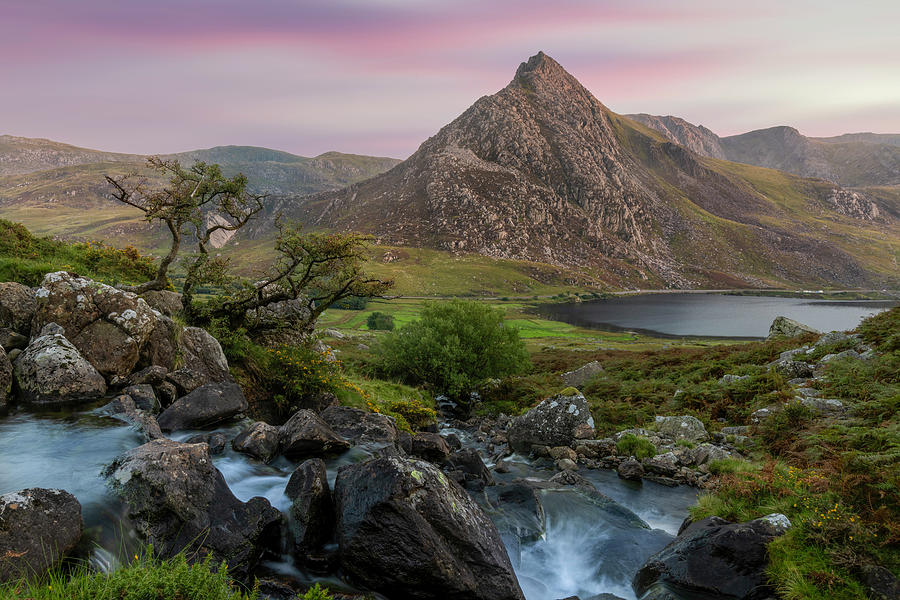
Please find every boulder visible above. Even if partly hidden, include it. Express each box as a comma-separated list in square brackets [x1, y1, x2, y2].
[32, 272, 158, 377]
[561, 360, 604, 389]
[232, 422, 281, 463]
[320, 405, 399, 445]
[0, 328, 28, 352]
[718, 374, 749, 385]
[770, 359, 814, 380]
[0, 488, 83, 583]
[767, 316, 819, 339]
[98, 394, 164, 441]
[0, 347, 11, 407]
[507, 391, 595, 453]
[399, 431, 452, 463]
[617, 457, 644, 481]
[178, 327, 231, 383]
[157, 382, 248, 432]
[692, 443, 733, 466]
[128, 365, 168, 387]
[185, 432, 228, 455]
[284, 459, 334, 553]
[245, 296, 314, 347]
[654, 415, 709, 443]
[279, 409, 350, 458]
[122, 384, 159, 413]
[483, 482, 546, 543]
[137, 314, 180, 372]
[443, 448, 495, 490]
[334, 455, 524, 600]
[643, 452, 679, 477]
[165, 368, 207, 396]
[140, 290, 183, 317]
[633, 515, 791, 600]
[13, 326, 106, 404]
[0, 282, 36, 336]
[104, 439, 281, 577]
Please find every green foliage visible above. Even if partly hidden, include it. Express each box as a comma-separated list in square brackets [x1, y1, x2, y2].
[375, 300, 530, 401]
[265, 344, 346, 416]
[616, 433, 657, 459]
[758, 400, 814, 456]
[0, 551, 256, 600]
[0, 219, 156, 286]
[331, 295, 369, 310]
[366, 311, 394, 331]
[857, 306, 900, 352]
[298, 583, 332, 600]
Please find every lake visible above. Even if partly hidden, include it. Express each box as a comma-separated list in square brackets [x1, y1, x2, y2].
[538, 294, 897, 339]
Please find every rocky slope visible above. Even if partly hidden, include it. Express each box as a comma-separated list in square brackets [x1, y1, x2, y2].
[265, 52, 897, 289]
[626, 114, 726, 159]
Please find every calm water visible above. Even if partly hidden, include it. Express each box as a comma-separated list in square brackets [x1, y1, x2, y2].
[539, 294, 897, 339]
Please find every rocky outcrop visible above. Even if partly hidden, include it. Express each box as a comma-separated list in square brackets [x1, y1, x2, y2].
[157, 382, 248, 432]
[104, 439, 281, 577]
[0, 282, 36, 336]
[232, 421, 281, 463]
[245, 296, 315, 347]
[617, 457, 644, 481]
[320, 405, 399, 445]
[0, 488, 83, 583]
[13, 324, 106, 403]
[334, 455, 524, 600]
[32, 272, 159, 378]
[507, 391, 595, 453]
[285, 459, 333, 554]
[279, 409, 350, 458]
[768, 316, 820, 339]
[633, 514, 791, 599]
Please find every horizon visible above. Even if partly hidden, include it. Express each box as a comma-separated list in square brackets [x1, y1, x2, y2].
[4, 0, 899, 158]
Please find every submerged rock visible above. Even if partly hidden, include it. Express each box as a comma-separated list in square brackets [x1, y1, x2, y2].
[13, 325, 106, 404]
[334, 455, 524, 600]
[0, 488, 83, 583]
[157, 382, 248, 432]
[104, 439, 281, 578]
[508, 391, 595, 453]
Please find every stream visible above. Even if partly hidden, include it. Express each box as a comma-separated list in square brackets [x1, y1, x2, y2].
[0, 404, 698, 600]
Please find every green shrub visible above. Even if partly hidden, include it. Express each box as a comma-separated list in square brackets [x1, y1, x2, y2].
[366, 311, 395, 331]
[759, 400, 814, 455]
[616, 433, 657, 459]
[299, 584, 332, 600]
[266, 344, 346, 415]
[375, 300, 529, 401]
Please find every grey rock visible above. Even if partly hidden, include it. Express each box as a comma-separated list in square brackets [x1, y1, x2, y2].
[178, 327, 230, 383]
[643, 452, 679, 477]
[98, 394, 164, 441]
[284, 459, 333, 553]
[128, 365, 168, 387]
[720, 426, 749, 435]
[617, 457, 644, 481]
[0, 347, 11, 407]
[232, 421, 281, 463]
[13, 328, 106, 404]
[691, 443, 733, 466]
[0, 328, 28, 352]
[140, 290, 183, 317]
[157, 382, 248, 432]
[507, 391, 595, 453]
[122, 384, 159, 413]
[320, 405, 399, 445]
[0, 488, 83, 583]
[770, 358, 814, 379]
[165, 368, 207, 396]
[279, 409, 350, 458]
[0, 282, 36, 336]
[399, 431, 452, 463]
[767, 316, 819, 338]
[184, 432, 227, 455]
[654, 415, 710, 442]
[561, 360, 604, 389]
[718, 374, 750, 385]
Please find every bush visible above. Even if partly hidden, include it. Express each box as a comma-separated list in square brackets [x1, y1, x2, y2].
[616, 433, 657, 459]
[266, 344, 346, 415]
[366, 311, 395, 331]
[299, 584, 332, 600]
[375, 300, 529, 401]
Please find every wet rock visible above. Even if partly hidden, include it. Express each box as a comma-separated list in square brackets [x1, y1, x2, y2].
[233, 422, 281, 463]
[549, 469, 595, 491]
[0, 328, 28, 352]
[98, 394, 163, 441]
[633, 515, 790, 600]
[334, 455, 524, 600]
[320, 405, 398, 445]
[0, 282, 36, 336]
[13, 326, 106, 404]
[643, 452, 679, 477]
[155, 381, 178, 407]
[508, 391, 595, 453]
[104, 439, 281, 578]
[285, 459, 334, 553]
[548, 446, 578, 461]
[443, 448, 494, 490]
[32, 272, 158, 377]
[574, 438, 617, 458]
[157, 382, 248, 432]
[483, 482, 546, 543]
[122, 384, 159, 413]
[561, 360, 604, 389]
[654, 415, 709, 442]
[140, 290, 183, 317]
[556, 458, 578, 471]
[279, 409, 350, 458]
[617, 457, 644, 481]
[399, 431, 452, 463]
[178, 327, 231, 383]
[767, 316, 819, 338]
[184, 432, 227, 455]
[0, 488, 83, 583]
[0, 347, 11, 407]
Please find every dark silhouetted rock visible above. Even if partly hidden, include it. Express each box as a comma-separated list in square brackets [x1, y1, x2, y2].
[320, 405, 399, 445]
[233, 422, 281, 463]
[399, 431, 452, 463]
[285, 459, 334, 553]
[157, 382, 248, 432]
[279, 409, 350, 458]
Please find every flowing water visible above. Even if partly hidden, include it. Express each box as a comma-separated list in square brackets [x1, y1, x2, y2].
[539, 294, 897, 339]
[0, 406, 698, 600]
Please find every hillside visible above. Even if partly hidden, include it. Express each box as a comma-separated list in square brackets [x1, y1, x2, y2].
[261, 52, 898, 289]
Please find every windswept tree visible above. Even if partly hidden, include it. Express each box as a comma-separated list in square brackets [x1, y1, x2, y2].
[106, 157, 392, 329]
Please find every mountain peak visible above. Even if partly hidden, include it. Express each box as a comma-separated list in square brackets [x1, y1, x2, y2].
[512, 51, 579, 88]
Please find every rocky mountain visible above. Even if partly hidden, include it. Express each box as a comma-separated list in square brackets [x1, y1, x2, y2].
[627, 114, 726, 159]
[264, 52, 897, 289]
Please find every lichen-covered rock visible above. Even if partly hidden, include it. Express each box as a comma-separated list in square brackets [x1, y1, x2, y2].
[507, 391, 595, 453]
[245, 296, 314, 347]
[770, 358, 814, 379]
[691, 443, 733, 466]
[13, 326, 106, 403]
[157, 382, 248, 432]
[643, 452, 680, 476]
[140, 290, 183, 317]
[320, 405, 399, 445]
[32, 272, 159, 377]
[279, 409, 350, 458]
[0, 282, 36, 336]
[718, 374, 749, 385]
[0, 347, 11, 407]
[0, 488, 83, 583]
[178, 327, 231, 384]
[334, 455, 524, 600]
[137, 314, 179, 372]
[767, 316, 819, 339]
[165, 368, 207, 397]
[285, 459, 333, 554]
[232, 421, 281, 463]
[654, 415, 709, 442]
[633, 515, 790, 599]
[104, 439, 281, 577]
[561, 360, 604, 389]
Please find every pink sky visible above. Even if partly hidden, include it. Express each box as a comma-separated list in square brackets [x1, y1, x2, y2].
[3, 0, 899, 158]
